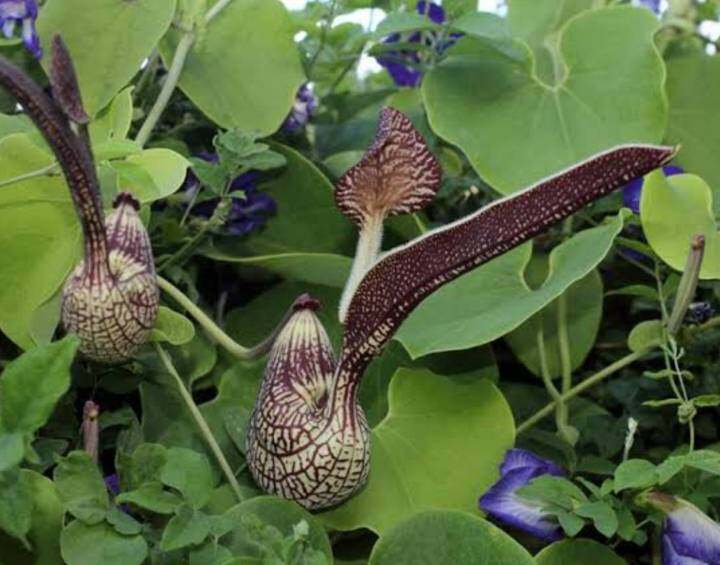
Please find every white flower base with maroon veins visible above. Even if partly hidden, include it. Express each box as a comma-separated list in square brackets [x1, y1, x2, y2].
[246, 296, 370, 510]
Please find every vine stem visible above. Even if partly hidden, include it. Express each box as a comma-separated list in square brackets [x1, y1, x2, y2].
[135, 0, 234, 147]
[157, 275, 291, 360]
[0, 161, 59, 188]
[135, 32, 195, 147]
[517, 348, 651, 435]
[155, 343, 243, 502]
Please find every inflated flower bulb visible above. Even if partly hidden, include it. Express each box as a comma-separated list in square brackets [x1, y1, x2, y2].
[246, 294, 370, 510]
[0, 36, 158, 362]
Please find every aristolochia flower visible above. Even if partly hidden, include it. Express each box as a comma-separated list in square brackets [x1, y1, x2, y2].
[375, 1, 459, 87]
[647, 492, 720, 565]
[282, 84, 317, 133]
[479, 449, 565, 541]
[622, 164, 683, 214]
[0, 0, 41, 59]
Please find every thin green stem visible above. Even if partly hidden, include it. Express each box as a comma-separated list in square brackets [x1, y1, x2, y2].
[205, 0, 234, 23]
[557, 291, 576, 443]
[157, 276, 290, 360]
[155, 343, 244, 502]
[135, 31, 195, 147]
[517, 348, 651, 435]
[0, 161, 59, 188]
[536, 327, 569, 441]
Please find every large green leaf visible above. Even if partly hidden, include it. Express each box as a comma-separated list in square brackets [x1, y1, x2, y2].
[507, 0, 598, 85]
[396, 212, 626, 358]
[0, 336, 79, 436]
[368, 510, 534, 565]
[641, 171, 720, 279]
[665, 53, 720, 213]
[159, 0, 304, 135]
[37, 0, 176, 116]
[60, 521, 147, 565]
[423, 6, 666, 194]
[535, 539, 627, 564]
[206, 144, 353, 285]
[505, 265, 603, 379]
[0, 134, 188, 349]
[0, 470, 64, 565]
[53, 451, 109, 525]
[225, 497, 332, 561]
[320, 369, 514, 534]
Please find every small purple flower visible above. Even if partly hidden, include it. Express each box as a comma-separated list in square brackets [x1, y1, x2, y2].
[648, 492, 720, 565]
[0, 0, 41, 59]
[479, 449, 565, 541]
[622, 165, 683, 214]
[640, 0, 662, 14]
[187, 155, 276, 236]
[376, 1, 460, 88]
[104, 474, 121, 496]
[282, 84, 317, 133]
[687, 302, 714, 325]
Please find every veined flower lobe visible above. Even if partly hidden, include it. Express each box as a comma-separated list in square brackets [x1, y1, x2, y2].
[336, 107, 441, 321]
[246, 294, 370, 510]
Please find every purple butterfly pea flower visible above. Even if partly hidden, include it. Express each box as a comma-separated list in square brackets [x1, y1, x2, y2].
[0, 0, 41, 59]
[376, 1, 461, 88]
[479, 448, 565, 542]
[622, 165, 683, 214]
[648, 492, 720, 565]
[282, 84, 317, 133]
[640, 0, 662, 14]
[187, 156, 276, 236]
[104, 473, 121, 496]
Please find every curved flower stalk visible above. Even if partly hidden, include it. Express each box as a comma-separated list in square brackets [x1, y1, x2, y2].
[246, 106, 676, 510]
[479, 449, 564, 541]
[647, 492, 720, 565]
[336, 106, 442, 322]
[0, 36, 158, 362]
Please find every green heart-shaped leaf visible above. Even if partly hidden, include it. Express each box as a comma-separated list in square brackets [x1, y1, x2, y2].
[423, 6, 666, 194]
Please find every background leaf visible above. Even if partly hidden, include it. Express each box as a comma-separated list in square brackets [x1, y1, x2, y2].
[159, 0, 304, 135]
[396, 213, 625, 358]
[535, 538, 627, 564]
[368, 510, 534, 564]
[423, 6, 666, 194]
[320, 369, 514, 534]
[37, 0, 176, 116]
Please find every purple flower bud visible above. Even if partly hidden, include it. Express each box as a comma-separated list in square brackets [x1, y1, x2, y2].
[687, 301, 714, 325]
[282, 84, 317, 133]
[648, 493, 720, 565]
[376, 1, 461, 88]
[622, 164, 683, 214]
[104, 473, 121, 496]
[0, 0, 41, 59]
[479, 449, 565, 541]
[640, 0, 662, 14]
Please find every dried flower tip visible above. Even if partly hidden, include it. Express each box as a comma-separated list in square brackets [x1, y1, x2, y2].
[49, 35, 89, 124]
[335, 107, 441, 227]
[81, 400, 100, 463]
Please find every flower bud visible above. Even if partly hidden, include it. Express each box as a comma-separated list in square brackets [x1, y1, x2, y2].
[62, 193, 159, 363]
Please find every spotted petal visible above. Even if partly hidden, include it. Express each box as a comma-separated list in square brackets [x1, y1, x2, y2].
[338, 144, 676, 377]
